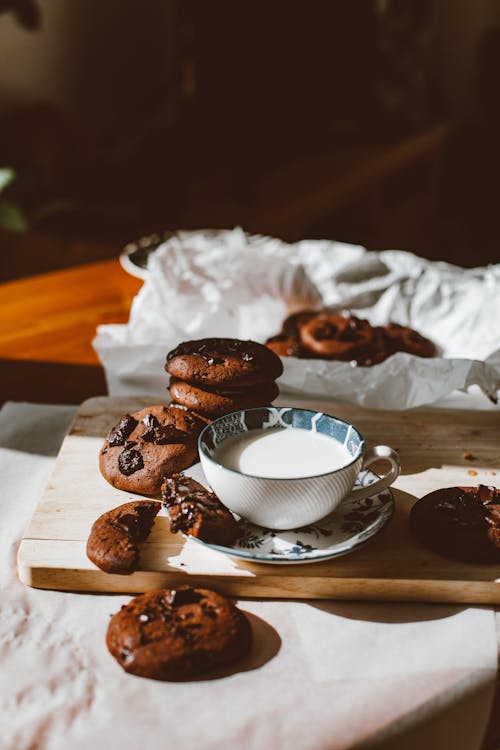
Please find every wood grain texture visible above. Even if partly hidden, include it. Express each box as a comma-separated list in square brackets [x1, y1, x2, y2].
[0, 260, 141, 366]
[18, 395, 500, 602]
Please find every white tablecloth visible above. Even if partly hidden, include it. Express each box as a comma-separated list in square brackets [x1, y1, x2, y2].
[1, 402, 498, 750]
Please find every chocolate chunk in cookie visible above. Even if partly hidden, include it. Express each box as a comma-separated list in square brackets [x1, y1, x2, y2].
[409, 485, 500, 563]
[118, 446, 144, 476]
[106, 586, 252, 680]
[166, 338, 283, 387]
[107, 414, 138, 446]
[87, 500, 161, 574]
[169, 378, 279, 419]
[100, 405, 206, 495]
[161, 473, 241, 546]
[141, 413, 191, 444]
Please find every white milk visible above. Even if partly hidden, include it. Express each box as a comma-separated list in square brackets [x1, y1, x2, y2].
[213, 427, 353, 479]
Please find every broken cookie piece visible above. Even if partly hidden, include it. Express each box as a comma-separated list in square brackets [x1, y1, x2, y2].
[161, 473, 241, 546]
[87, 500, 161, 574]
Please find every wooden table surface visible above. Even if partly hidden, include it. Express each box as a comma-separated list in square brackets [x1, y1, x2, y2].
[2, 257, 500, 750]
[0, 260, 142, 404]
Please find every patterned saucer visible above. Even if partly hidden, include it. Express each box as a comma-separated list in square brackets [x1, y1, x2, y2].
[173, 463, 395, 565]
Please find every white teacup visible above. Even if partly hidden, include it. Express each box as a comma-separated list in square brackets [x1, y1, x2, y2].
[198, 406, 400, 530]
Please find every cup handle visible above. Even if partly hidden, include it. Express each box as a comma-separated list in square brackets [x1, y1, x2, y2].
[347, 445, 400, 502]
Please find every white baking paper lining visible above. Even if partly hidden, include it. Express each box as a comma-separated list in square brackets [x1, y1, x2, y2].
[93, 229, 500, 409]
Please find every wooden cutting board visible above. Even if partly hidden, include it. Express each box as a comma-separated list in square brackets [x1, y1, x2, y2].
[18, 396, 500, 603]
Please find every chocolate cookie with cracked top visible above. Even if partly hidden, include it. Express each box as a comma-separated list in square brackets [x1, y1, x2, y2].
[87, 500, 161, 574]
[161, 473, 241, 545]
[169, 377, 279, 419]
[409, 485, 500, 563]
[106, 586, 252, 680]
[165, 338, 283, 387]
[99, 405, 206, 495]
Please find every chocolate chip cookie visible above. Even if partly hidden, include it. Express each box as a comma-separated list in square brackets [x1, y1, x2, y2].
[168, 377, 279, 419]
[106, 586, 252, 680]
[87, 500, 161, 574]
[99, 405, 206, 495]
[161, 473, 241, 546]
[166, 338, 283, 387]
[409, 485, 500, 563]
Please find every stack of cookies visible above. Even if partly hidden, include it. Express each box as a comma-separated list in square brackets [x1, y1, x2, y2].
[165, 338, 283, 419]
[99, 339, 283, 498]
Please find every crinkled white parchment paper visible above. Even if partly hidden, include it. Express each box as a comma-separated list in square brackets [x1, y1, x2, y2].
[93, 228, 500, 409]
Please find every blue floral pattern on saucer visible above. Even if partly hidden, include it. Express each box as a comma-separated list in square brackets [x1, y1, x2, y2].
[176, 463, 394, 565]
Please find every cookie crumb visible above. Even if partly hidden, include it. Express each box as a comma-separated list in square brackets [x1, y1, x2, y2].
[463, 452, 477, 461]
[492, 471, 497, 476]
[467, 470, 478, 476]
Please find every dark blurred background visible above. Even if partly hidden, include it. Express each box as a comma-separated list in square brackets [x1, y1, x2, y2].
[0, 0, 499, 280]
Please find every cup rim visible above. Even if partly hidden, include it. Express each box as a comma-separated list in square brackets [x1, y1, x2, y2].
[197, 406, 366, 481]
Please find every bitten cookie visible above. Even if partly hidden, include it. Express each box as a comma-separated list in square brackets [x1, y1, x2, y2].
[166, 338, 283, 387]
[99, 405, 206, 495]
[87, 500, 161, 574]
[106, 586, 252, 680]
[162, 473, 241, 546]
[409, 485, 500, 563]
[169, 378, 279, 419]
